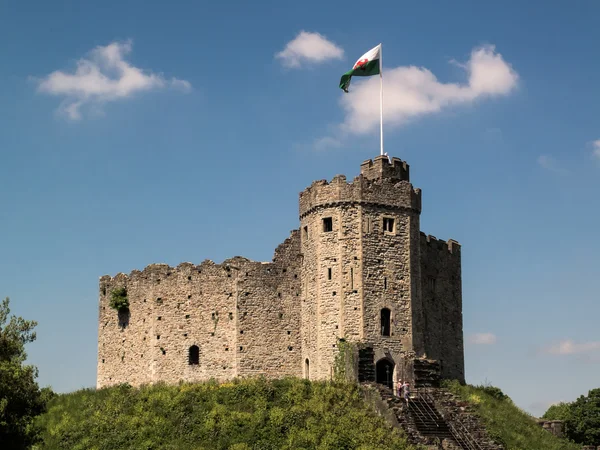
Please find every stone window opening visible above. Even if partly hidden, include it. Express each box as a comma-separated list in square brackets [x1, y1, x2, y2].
[429, 277, 436, 290]
[303, 225, 309, 239]
[383, 217, 395, 233]
[350, 268, 354, 289]
[305, 358, 310, 379]
[322, 217, 333, 232]
[380, 308, 391, 337]
[157, 335, 161, 339]
[327, 268, 332, 280]
[188, 345, 199, 365]
[384, 277, 387, 290]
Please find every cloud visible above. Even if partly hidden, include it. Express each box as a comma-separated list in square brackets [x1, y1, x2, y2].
[340, 45, 518, 134]
[537, 155, 569, 174]
[35, 40, 191, 120]
[592, 140, 600, 160]
[467, 333, 497, 345]
[543, 339, 600, 356]
[313, 136, 342, 151]
[276, 31, 343, 68]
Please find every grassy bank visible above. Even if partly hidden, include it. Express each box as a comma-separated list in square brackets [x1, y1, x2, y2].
[34, 378, 415, 450]
[442, 380, 579, 450]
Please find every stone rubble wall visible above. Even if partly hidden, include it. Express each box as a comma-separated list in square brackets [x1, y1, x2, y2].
[419, 233, 465, 382]
[98, 232, 302, 388]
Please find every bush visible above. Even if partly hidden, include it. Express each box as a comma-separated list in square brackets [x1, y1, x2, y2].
[109, 287, 129, 312]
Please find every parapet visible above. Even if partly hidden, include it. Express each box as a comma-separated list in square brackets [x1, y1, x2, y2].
[360, 155, 409, 182]
[420, 232, 461, 255]
[299, 155, 420, 218]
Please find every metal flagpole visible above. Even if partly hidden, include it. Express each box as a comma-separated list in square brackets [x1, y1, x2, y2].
[379, 43, 384, 156]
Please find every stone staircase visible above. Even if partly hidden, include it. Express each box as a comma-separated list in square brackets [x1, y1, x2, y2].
[363, 382, 501, 450]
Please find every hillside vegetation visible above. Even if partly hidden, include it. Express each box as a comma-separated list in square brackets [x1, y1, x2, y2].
[34, 378, 415, 450]
[442, 380, 579, 450]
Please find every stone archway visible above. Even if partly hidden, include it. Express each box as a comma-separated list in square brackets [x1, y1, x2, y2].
[375, 358, 394, 389]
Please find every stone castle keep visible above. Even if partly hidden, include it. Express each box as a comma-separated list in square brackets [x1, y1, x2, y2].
[97, 155, 464, 389]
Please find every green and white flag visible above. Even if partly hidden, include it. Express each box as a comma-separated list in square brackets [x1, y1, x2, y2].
[339, 44, 381, 93]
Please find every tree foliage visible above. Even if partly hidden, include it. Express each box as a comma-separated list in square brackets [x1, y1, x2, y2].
[0, 297, 49, 449]
[544, 389, 600, 445]
[36, 378, 416, 450]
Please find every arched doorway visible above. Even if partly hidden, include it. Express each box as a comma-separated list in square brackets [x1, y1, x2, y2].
[375, 358, 394, 389]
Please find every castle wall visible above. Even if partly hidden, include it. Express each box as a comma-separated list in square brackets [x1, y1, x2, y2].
[419, 233, 464, 382]
[98, 233, 302, 388]
[98, 261, 240, 387]
[235, 231, 302, 378]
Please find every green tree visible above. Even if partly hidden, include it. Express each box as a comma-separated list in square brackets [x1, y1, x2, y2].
[543, 389, 600, 446]
[567, 389, 600, 445]
[0, 297, 48, 449]
[543, 401, 572, 422]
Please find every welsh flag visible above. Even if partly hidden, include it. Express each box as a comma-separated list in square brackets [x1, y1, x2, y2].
[339, 44, 381, 93]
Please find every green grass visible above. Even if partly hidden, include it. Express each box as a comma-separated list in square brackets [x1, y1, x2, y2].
[34, 378, 417, 450]
[442, 380, 579, 450]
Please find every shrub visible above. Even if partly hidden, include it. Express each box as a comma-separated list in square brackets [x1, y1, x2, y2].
[109, 287, 129, 312]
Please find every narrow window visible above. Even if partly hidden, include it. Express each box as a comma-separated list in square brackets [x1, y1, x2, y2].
[381, 308, 391, 337]
[328, 268, 332, 280]
[188, 345, 199, 365]
[303, 225, 309, 239]
[322, 217, 333, 232]
[384, 277, 387, 290]
[305, 359, 310, 379]
[350, 268, 354, 289]
[429, 277, 436, 290]
[383, 217, 395, 233]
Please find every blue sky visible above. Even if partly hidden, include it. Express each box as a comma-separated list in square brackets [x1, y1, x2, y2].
[1, 0, 599, 417]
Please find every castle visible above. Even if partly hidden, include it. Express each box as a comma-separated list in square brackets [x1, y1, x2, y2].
[97, 155, 464, 389]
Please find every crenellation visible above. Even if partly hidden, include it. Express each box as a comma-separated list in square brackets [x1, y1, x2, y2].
[98, 155, 464, 389]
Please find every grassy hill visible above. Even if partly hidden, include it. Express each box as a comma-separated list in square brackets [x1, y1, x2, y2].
[34, 378, 415, 450]
[33, 378, 582, 450]
[442, 380, 579, 450]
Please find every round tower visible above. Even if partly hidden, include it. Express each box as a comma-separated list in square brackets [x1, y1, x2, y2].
[298, 155, 423, 383]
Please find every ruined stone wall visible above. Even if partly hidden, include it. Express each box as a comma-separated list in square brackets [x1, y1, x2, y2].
[419, 233, 464, 382]
[98, 233, 302, 388]
[236, 231, 302, 378]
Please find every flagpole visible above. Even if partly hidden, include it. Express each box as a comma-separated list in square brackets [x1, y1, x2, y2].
[379, 43, 384, 156]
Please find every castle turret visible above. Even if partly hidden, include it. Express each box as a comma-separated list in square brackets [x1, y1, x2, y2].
[299, 155, 424, 383]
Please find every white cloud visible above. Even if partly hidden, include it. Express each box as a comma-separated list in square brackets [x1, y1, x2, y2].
[537, 155, 569, 174]
[276, 31, 343, 68]
[313, 136, 342, 151]
[592, 140, 600, 160]
[35, 40, 191, 120]
[543, 339, 600, 355]
[340, 45, 518, 134]
[467, 333, 497, 345]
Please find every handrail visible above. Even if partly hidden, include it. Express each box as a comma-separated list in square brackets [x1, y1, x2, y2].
[408, 393, 440, 428]
[419, 391, 484, 450]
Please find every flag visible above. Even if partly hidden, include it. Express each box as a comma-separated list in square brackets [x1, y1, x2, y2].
[339, 44, 381, 93]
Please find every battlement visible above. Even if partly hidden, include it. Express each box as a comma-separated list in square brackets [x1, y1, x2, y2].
[299, 156, 420, 218]
[360, 155, 409, 182]
[420, 232, 461, 255]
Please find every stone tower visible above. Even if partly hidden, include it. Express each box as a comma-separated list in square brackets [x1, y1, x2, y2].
[300, 155, 424, 382]
[97, 155, 464, 389]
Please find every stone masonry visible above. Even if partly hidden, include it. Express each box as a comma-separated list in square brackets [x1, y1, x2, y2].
[97, 155, 465, 388]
